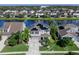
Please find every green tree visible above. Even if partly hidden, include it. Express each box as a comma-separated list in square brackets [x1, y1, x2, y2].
[20, 28, 30, 43]
[8, 34, 17, 46]
[15, 32, 22, 44]
[50, 25, 58, 41]
[8, 32, 22, 46]
[8, 38, 17, 46]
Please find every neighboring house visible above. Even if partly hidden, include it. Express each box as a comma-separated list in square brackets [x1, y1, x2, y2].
[35, 12, 44, 18]
[0, 21, 24, 46]
[50, 12, 58, 18]
[73, 12, 79, 17]
[2, 7, 79, 18]
[0, 21, 24, 40]
[24, 20, 50, 39]
[2, 22, 24, 35]
[59, 24, 79, 40]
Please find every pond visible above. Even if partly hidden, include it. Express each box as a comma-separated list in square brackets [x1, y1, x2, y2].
[0, 20, 79, 28]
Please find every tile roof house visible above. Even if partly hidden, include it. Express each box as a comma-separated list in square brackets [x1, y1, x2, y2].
[0, 21, 24, 42]
[59, 24, 79, 38]
[24, 20, 50, 37]
[2, 21, 24, 35]
[73, 12, 79, 17]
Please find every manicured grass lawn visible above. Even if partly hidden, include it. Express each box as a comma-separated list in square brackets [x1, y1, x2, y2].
[1, 44, 28, 52]
[6, 53, 26, 55]
[40, 37, 79, 51]
[1, 17, 79, 20]
[50, 43, 79, 51]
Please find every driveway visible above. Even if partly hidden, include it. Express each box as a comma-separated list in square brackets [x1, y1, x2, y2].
[27, 36, 41, 55]
[0, 36, 8, 52]
[72, 36, 79, 48]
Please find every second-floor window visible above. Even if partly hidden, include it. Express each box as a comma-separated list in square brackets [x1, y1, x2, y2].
[35, 31, 39, 34]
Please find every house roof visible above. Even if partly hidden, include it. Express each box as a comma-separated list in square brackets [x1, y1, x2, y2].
[31, 28, 38, 31]
[24, 20, 49, 30]
[65, 24, 78, 29]
[59, 29, 69, 36]
[3, 22, 23, 35]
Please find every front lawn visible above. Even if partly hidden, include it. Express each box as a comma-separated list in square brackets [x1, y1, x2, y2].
[1, 44, 28, 52]
[40, 37, 79, 51]
[50, 43, 79, 51]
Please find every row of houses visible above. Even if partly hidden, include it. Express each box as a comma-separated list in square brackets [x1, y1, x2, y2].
[1, 7, 79, 18]
[0, 20, 79, 42]
[0, 20, 50, 41]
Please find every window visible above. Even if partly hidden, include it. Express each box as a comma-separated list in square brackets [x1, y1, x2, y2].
[35, 31, 39, 34]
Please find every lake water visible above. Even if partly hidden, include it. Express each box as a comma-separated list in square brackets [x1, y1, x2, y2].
[0, 20, 79, 28]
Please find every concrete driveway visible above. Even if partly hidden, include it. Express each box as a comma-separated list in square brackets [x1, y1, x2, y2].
[0, 36, 8, 52]
[27, 36, 41, 55]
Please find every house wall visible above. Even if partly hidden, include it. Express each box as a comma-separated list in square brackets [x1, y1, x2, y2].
[30, 30, 50, 36]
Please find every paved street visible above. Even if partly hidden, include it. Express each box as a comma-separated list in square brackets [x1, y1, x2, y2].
[27, 36, 41, 55]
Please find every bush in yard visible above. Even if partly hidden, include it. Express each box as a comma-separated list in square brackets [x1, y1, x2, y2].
[7, 32, 22, 46]
[56, 37, 72, 47]
[39, 37, 50, 47]
[8, 38, 17, 46]
[56, 39, 67, 47]
[63, 37, 73, 46]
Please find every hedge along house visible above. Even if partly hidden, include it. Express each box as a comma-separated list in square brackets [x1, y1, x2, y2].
[24, 20, 50, 40]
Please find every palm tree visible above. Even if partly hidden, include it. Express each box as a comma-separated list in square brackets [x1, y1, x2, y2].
[20, 28, 30, 43]
[15, 31, 22, 44]
[50, 25, 58, 41]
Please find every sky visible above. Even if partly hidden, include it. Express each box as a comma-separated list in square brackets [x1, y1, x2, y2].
[0, 0, 79, 4]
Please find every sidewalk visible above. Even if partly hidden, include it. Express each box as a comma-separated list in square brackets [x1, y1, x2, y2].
[1, 51, 79, 55]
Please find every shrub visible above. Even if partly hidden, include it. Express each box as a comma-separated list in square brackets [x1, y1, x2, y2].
[56, 37, 72, 47]
[8, 39, 17, 46]
[40, 37, 50, 47]
[56, 39, 66, 47]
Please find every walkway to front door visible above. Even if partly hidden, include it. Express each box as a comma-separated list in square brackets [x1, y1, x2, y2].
[27, 36, 41, 55]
